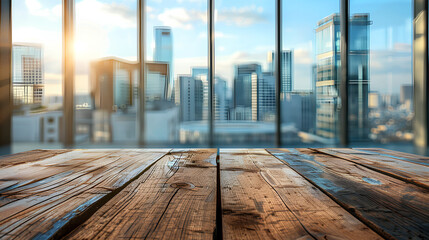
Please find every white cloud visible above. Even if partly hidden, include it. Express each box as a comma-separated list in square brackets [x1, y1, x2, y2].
[158, 8, 206, 30]
[72, 0, 137, 87]
[369, 44, 412, 94]
[176, 0, 206, 3]
[76, 0, 136, 29]
[25, 0, 61, 18]
[216, 5, 267, 27]
[156, 5, 266, 30]
[198, 31, 234, 39]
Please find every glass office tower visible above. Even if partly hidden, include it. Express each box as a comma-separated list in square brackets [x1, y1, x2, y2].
[268, 50, 294, 94]
[315, 13, 370, 141]
[154, 27, 173, 99]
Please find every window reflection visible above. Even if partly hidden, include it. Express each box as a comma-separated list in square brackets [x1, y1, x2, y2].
[351, 0, 413, 144]
[214, 0, 276, 146]
[8, 0, 415, 150]
[11, 0, 62, 147]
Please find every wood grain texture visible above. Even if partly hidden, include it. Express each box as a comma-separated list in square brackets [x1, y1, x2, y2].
[316, 148, 429, 189]
[0, 149, 73, 167]
[0, 149, 169, 239]
[220, 149, 381, 240]
[268, 148, 429, 240]
[355, 148, 429, 166]
[65, 149, 217, 240]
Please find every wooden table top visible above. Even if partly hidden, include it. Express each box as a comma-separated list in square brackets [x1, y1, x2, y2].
[0, 148, 427, 239]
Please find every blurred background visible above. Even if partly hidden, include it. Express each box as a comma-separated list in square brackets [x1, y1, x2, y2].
[4, 0, 420, 154]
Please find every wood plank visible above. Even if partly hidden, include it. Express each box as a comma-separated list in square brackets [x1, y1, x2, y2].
[65, 149, 217, 240]
[316, 148, 429, 189]
[268, 148, 429, 240]
[220, 149, 381, 240]
[355, 148, 429, 166]
[0, 149, 73, 167]
[0, 149, 169, 239]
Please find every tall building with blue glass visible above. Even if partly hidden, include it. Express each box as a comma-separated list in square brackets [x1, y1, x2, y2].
[233, 63, 276, 121]
[315, 13, 370, 141]
[268, 50, 293, 95]
[154, 27, 173, 99]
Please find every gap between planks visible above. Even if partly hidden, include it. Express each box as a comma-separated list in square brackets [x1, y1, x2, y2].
[64, 149, 218, 239]
[49, 149, 172, 240]
[268, 148, 429, 240]
[221, 149, 381, 240]
[0, 149, 171, 239]
[311, 148, 429, 190]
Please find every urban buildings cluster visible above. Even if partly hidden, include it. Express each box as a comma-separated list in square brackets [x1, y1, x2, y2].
[11, 13, 414, 146]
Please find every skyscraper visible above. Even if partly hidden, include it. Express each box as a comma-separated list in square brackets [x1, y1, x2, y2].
[190, 67, 227, 121]
[12, 43, 44, 105]
[233, 64, 275, 121]
[177, 75, 197, 122]
[258, 72, 276, 121]
[90, 57, 137, 142]
[146, 62, 169, 101]
[234, 63, 261, 110]
[268, 50, 294, 94]
[400, 84, 413, 105]
[90, 57, 136, 112]
[214, 77, 228, 121]
[154, 27, 173, 99]
[315, 13, 370, 141]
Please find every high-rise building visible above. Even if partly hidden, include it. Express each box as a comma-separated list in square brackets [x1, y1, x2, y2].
[190, 67, 227, 121]
[177, 75, 197, 122]
[12, 43, 44, 106]
[191, 68, 208, 121]
[268, 50, 294, 94]
[214, 77, 228, 121]
[233, 64, 261, 120]
[315, 14, 370, 141]
[282, 91, 316, 133]
[90, 57, 137, 142]
[154, 27, 173, 99]
[400, 84, 413, 105]
[176, 71, 209, 122]
[146, 62, 169, 101]
[258, 72, 276, 121]
[233, 64, 277, 121]
[90, 57, 137, 112]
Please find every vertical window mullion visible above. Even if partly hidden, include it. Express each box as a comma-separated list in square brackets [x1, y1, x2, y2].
[413, 0, 429, 151]
[340, 0, 349, 146]
[63, 0, 75, 147]
[138, 0, 146, 146]
[0, 0, 12, 151]
[275, 0, 282, 147]
[208, 0, 214, 146]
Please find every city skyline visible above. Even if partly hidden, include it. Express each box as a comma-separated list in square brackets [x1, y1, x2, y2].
[12, 0, 412, 99]
[9, 0, 415, 146]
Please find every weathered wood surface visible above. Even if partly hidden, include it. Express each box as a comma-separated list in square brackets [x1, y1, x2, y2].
[355, 148, 429, 166]
[65, 149, 217, 240]
[0, 149, 170, 239]
[315, 148, 429, 189]
[268, 148, 429, 240]
[220, 149, 381, 240]
[0, 148, 428, 240]
[0, 149, 72, 167]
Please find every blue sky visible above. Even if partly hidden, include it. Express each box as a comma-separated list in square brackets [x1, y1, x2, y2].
[12, 0, 412, 97]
